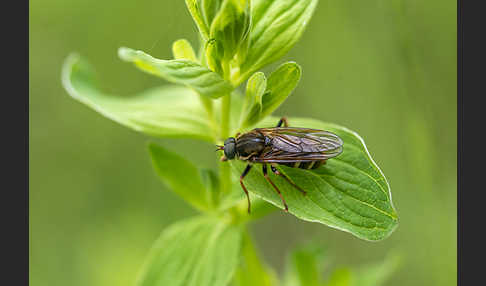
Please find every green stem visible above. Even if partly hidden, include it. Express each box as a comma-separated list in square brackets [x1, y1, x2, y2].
[220, 93, 232, 195]
[199, 95, 219, 139]
[219, 57, 235, 197]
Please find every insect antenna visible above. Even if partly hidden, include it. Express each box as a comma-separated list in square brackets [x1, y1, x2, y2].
[215, 145, 224, 151]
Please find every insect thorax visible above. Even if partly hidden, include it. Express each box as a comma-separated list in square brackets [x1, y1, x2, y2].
[236, 132, 266, 159]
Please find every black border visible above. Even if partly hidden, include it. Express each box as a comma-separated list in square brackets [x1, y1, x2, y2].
[459, 0, 486, 285]
[4, 0, 29, 284]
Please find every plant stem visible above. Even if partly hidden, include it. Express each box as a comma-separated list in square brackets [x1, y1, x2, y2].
[220, 93, 232, 195]
[199, 95, 219, 139]
[218, 57, 235, 197]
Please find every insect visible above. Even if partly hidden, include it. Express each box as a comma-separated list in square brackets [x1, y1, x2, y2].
[217, 117, 343, 213]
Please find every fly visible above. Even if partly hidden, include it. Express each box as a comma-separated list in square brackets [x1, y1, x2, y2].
[217, 117, 343, 213]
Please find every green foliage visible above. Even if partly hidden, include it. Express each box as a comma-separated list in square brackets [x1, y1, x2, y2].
[209, 0, 251, 63]
[148, 143, 213, 212]
[284, 244, 400, 286]
[202, 0, 223, 28]
[136, 216, 243, 286]
[324, 268, 354, 286]
[118, 47, 233, 98]
[238, 0, 318, 83]
[240, 71, 266, 128]
[185, 0, 211, 39]
[239, 62, 302, 129]
[352, 252, 402, 286]
[232, 232, 278, 286]
[62, 0, 400, 285]
[283, 244, 326, 286]
[62, 54, 216, 142]
[259, 63, 302, 123]
[232, 117, 398, 241]
[172, 39, 198, 61]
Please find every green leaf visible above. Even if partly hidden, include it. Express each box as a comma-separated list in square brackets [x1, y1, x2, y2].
[185, 0, 210, 40]
[283, 244, 326, 286]
[61, 53, 215, 142]
[119, 47, 233, 99]
[238, 0, 318, 83]
[208, 0, 251, 62]
[260, 62, 301, 120]
[239, 63, 301, 130]
[202, 0, 223, 27]
[137, 216, 243, 286]
[148, 143, 212, 212]
[230, 117, 398, 241]
[232, 232, 279, 286]
[205, 38, 224, 74]
[240, 72, 266, 128]
[172, 39, 198, 61]
[199, 168, 221, 209]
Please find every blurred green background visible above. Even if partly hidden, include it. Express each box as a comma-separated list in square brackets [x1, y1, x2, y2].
[29, 0, 456, 285]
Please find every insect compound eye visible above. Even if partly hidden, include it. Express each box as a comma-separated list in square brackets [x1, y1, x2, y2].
[223, 137, 236, 160]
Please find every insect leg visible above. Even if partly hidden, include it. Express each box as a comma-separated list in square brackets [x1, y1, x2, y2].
[240, 164, 253, 213]
[262, 164, 289, 212]
[270, 164, 307, 196]
[276, 117, 289, 127]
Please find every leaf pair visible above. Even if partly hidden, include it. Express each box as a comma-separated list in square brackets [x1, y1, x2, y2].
[186, 0, 251, 75]
[186, 0, 318, 85]
[239, 62, 302, 129]
[237, 0, 319, 85]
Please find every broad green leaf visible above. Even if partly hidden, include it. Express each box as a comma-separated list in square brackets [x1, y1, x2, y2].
[61, 53, 215, 142]
[119, 47, 233, 99]
[232, 232, 279, 286]
[208, 0, 251, 63]
[240, 72, 266, 128]
[283, 244, 326, 286]
[186, 0, 210, 39]
[172, 39, 198, 61]
[148, 143, 212, 212]
[230, 117, 398, 241]
[238, 0, 318, 83]
[137, 216, 243, 286]
[260, 62, 301, 120]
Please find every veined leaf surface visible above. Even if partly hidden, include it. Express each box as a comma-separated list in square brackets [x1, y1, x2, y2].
[230, 117, 398, 241]
[119, 47, 233, 99]
[62, 54, 215, 142]
[137, 216, 243, 286]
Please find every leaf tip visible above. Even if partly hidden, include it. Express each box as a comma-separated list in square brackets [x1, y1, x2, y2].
[118, 46, 136, 62]
[61, 52, 80, 89]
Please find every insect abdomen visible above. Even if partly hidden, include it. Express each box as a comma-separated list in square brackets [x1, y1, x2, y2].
[280, 160, 326, 170]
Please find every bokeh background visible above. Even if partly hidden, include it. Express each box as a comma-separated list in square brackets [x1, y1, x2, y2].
[30, 0, 456, 285]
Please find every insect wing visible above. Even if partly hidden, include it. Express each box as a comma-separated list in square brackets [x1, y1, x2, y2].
[254, 128, 343, 163]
